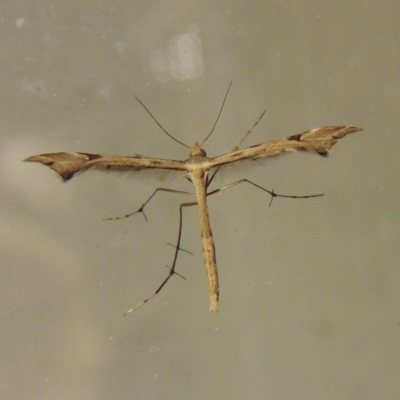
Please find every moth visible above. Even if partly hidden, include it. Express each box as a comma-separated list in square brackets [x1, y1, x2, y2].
[24, 88, 362, 313]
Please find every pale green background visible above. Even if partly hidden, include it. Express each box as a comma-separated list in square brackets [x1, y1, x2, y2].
[2, 1, 399, 399]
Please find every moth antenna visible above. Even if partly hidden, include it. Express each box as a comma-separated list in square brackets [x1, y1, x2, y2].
[201, 80, 233, 147]
[135, 96, 190, 149]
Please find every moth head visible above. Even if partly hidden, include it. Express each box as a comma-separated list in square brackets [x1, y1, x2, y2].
[190, 142, 207, 157]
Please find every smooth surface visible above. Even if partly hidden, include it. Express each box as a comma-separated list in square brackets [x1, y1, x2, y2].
[2, 1, 399, 399]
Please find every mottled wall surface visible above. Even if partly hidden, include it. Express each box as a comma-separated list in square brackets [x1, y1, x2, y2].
[2, 1, 399, 399]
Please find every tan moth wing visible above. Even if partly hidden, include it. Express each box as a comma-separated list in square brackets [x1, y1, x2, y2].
[207, 126, 361, 168]
[24, 152, 188, 181]
[24, 126, 361, 179]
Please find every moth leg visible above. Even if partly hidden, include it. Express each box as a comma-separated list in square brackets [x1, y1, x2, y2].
[104, 187, 195, 221]
[124, 199, 197, 315]
[124, 179, 323, 314]
[207, 110, 267, 188]
[207, 178, 324, 206]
